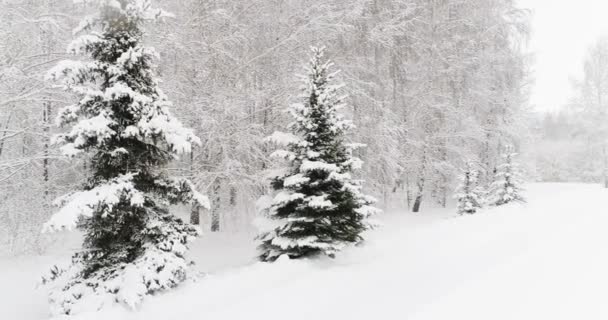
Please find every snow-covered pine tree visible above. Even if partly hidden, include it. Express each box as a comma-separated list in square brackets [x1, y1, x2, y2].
[455, 164, 483, 215]
[42, 0, 209, 314]
[258, 46, 380, 262]
[489, 147, 525, 206]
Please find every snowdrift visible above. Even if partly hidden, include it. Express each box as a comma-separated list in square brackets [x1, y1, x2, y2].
[3, 183, 608, 320]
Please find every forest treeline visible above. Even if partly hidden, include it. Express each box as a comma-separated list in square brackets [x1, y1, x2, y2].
[1, 0, 530, 254]
[533, 37, 608, 185]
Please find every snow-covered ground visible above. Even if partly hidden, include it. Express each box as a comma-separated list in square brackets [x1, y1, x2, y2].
[2, 183, 608, 320]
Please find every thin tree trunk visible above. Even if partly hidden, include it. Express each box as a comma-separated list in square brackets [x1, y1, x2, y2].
[405, 175, 412, 210]
[188, 150, 201, 225]
[0, 107, 15, 158]
[211, 178, 221, 232]
[412, 172, 425, 213]
[190, 204, 200, 225]
[36, 4, 56, 254]
[412, 190, 423, 213]
[229, 186, 237, 206]
[413, 149, 427, 213]
[42, 101, 51, 202]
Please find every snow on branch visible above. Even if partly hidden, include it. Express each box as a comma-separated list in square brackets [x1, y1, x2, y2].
[72, 14, 99, 35]
[54, 111, 116, 157]
[116, 46, 159, 67]
[272, 191, 305, 206]
[46, 60, 88, 84]
[283, 174, 310, 187]
[43, 173, 145, 232]
[270, 149, 296, 161]
[300, 160, 339, 173]
[305, 195, 334, 209]
[73, 0, 174, 21]
[266, 131, 301, 146]
[355, 205, 382, 218]
[269, 235, 344, 253]
[130, 106, 201, 154]
[67, 34, 102, 55]
[156, 177, 211, 209]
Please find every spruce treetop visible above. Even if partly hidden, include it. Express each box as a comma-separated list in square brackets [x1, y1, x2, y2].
[48, 0, 198, 160]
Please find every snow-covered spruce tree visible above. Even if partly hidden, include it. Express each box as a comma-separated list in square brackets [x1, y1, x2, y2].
[454, 164, 483, 215]
[258, 46, 380, 262]
[42, 0, 209, 314]
[489, 148, 525, 206]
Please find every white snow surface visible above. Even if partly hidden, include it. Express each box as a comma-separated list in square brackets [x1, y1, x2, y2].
[4, 183, 608, 319]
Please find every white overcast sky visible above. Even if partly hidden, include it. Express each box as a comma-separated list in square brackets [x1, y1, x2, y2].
[521, 0, 608, 113]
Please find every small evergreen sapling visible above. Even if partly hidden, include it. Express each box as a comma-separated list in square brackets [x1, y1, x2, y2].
[42, 0, 208, 314]
[258, 46, 380, 262]
[489, 148, 525, 206]
[455, 164, 483, 215]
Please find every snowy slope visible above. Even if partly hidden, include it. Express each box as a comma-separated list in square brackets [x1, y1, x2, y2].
[2, 183, 608, 320]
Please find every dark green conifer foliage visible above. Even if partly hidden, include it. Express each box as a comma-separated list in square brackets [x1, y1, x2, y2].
[258, 47, 379, 262]
[489, 147, 526, 206]
[455, 164, 483, 215]
[43, 0, 208, 314]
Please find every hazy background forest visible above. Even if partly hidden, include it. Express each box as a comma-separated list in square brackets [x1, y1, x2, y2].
[0, 0, 601, 256]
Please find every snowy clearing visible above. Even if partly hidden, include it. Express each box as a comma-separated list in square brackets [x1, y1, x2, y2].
[2, 183, 608, 320]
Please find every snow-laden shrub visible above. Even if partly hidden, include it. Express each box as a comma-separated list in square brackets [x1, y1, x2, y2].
[454, 164, 484, 215]
[489, 149, 526, 206]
